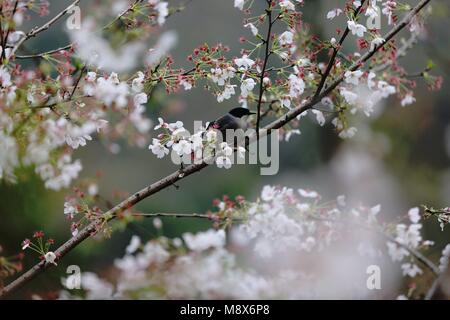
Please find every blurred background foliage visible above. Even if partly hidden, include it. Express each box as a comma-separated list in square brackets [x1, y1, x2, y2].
[1, 0, 449, 298]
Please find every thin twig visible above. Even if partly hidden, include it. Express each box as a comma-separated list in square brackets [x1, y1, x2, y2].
[0, 0, 432, 299]
[133, 212, 214, 219]
[10, 0, 81, 58]
[372, 33, 418, 73]
[69, 65, 87, 100]
[102, 0, 144, 30]
[15, 44, 74, 60]
[131, 212, 245, 225]
[313, 0, 367, 100]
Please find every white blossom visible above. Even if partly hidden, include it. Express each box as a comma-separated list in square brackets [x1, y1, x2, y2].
[344, 70, 364, 86]
[326, 8, 342, 20]
[126, 236, 141, 254]
[401, 94, 416, 107]
[234, 0, 245, 11]
[216, 156, 232, 169]
[370, 37, 385, 51]
[172, 140, 192, 156]
[155, 1, 169, 25]
[439, 244, 450, 272]
[376, 81, 396, 98]
[0, 67, 12, 87]
[64, 201, 77, 219]
[311, 109, 325, 126]
[408, 207, 421, 224]
[347, 20, 367, 37]
[132, 71, 145, 93]
[44, 252, 58, 266]
[211, 67, 235, 86]
[234, 55, 254, 70]
[339, 127, 357, 139]
[183, 229, 226, 251]
[180, 79, 192, 90]
[387, 241, 409, 261]
[244, 23, 258, 36]
[240, 78, 256, 97]
[261, 185, 277, 202]
[401, 263, 423, 277]
[0, 132, 18, 182]
[288, 74, 305, 98]
[340, 87, 358, 105]
[279, 31, 294, 46]
[280, 0, 295, 11]
[146, 31, 178, 67]
[217, 84, 236, 102]
[298, 188, 319, 198]
[69, 19, 145, 72]
[366, 3, 379, 18]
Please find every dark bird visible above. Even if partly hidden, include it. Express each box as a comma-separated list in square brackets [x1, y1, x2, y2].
[207, 107, 255, 134]
[178, 108, 255, 170]
[206, 107, 255, 150]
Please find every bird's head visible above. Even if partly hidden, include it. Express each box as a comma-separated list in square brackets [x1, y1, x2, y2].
[228, 107, 255, 118]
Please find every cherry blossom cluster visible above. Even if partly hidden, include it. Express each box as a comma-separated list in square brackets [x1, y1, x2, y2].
[149, 117, 246, 169]
[21, 231, 58, 266]
[386, 207, 433, 277]
[0, 0, 176, 189]
[58, 185, 449, 299]
[423, 205, 450, 231]
[63, 182, 111, 238]
[141, 0, 441, 144]
[1, 0, 441, 188]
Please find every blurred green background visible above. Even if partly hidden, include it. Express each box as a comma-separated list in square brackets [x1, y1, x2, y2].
[1, 0, 449, 298]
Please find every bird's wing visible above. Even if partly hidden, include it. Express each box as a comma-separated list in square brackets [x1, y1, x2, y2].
[211, 114, 240, 131]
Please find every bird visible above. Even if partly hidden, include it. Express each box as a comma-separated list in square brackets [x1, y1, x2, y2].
[205, 107, 255, 154]
[207, 107, 255, 136]
[181, 107, 255, 169]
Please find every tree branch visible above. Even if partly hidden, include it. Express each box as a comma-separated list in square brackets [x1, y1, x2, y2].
[69, 65, 87, 100]
[425, 249, 450, 299]
[256, 1, 274, 139]
[0, 0, 432, 299]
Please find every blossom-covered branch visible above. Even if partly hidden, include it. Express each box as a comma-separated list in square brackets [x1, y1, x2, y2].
[56, 185, 447, 299]
[0, 0, 435, 299]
